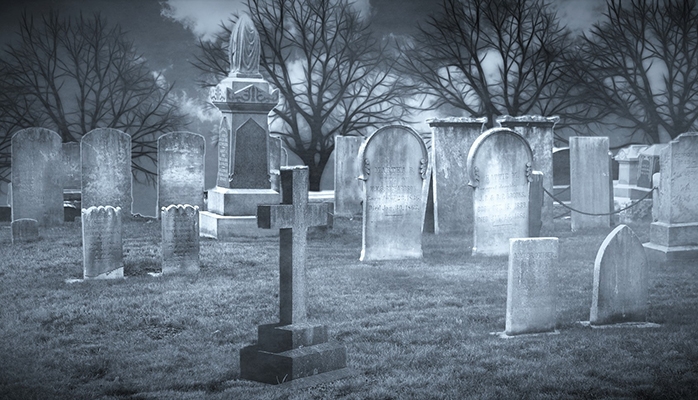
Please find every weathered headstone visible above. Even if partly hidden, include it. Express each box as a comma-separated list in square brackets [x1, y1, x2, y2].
[644, 132, 698, 261]
[497, 115, 559, 231]
[426, 117, 486, 234]
[62, 142, 81, 191]
[614, 144, 649, 199]
[82, 206, 123, 279]
[81, 128, 132, 213]
[529, 171, 544, 237]
[552, 147, 570, 202]
[359, 125, 429, 261]
[240, 166, 348, 385]
[11, 128, 63, 226]
[157, 131, 206, 213]
[333, 135, 364, 218]
[505, 237, 559, 336]
[569, 136, 612, 231]
[467, 128, 534, 256]
[199, 14, 280, 238]
[269, 136, 282, 192]
[591, 225, 648, 325]
[161, 204, 200, 274]
[636, 144, 667, 189]
[11, 218, 39, 243]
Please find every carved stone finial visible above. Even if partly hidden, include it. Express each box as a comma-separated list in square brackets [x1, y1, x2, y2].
[229, 14, 261, 77]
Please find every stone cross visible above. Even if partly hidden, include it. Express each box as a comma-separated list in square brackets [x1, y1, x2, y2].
[257, 166, 331, 325]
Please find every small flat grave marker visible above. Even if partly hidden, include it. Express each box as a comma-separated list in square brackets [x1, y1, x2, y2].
[82, 206, 123, 279]
[240, 166, 348, 385]
[11, 218, 39, 243]
[161, 204, 200, 274]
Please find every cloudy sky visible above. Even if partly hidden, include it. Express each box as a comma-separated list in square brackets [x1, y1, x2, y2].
[0, 0, 607, 213]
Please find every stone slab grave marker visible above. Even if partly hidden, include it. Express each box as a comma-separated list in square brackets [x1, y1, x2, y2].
[11, 128, 64, 226]
[497, 115, 559, 232]
[504, 237, 559, 336]
[644, 132, 698, 261]
[359, 125, 428, 261]
[427, 117, 487, 235]
[552, 147, 570, 202]
[161, 204, 200, 274]
[590, 225, 649, 326]
[240, 166, 349, 385]
[269, 136, 283, 192]
[81, 128, 132, 213]
[614, 144, 649, 199]
[569, 136, 613, 231]
[199, 13, 280, 239]
[636, 144, 667, 189]
[82, 206, 123, 280]
[467, 127, 534, 256]
[157, 132, 206, 213]
[11, 218, 39, 243]
[333, 135, 364, 218]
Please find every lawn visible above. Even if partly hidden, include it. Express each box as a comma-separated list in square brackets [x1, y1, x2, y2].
[0, 216, 697, 399]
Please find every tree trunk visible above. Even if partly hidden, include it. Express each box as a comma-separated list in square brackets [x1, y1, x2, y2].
[308, 165, 324, 192]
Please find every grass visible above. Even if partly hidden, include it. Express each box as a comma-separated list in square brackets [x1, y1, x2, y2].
[0, 216, 697, 399]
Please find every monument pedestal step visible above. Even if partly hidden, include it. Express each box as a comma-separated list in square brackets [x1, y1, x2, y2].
[643, 242, 698, 263]
[240, 339, 347, 385]
[199, 211, 277, 238]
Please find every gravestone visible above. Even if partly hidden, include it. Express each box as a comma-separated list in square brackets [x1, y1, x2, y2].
[427, 117, 487, 234]
[333, 135, 364, 218]
[569, 137, 612, 231]
[505, 237, 559, 336]
[529, 171, 544, 237]
[269, 136, 282, 193]
[240, 166, 348, 385]
[636, 144, 667, 189]
[614, 144, 649, 199]
[82, 206, 123, 279]
[199, 14, 280, 238]
[359, 125, 429, 261]
[644, 133, 698, 261]
[157, 132, 206, 213]
[591, 225, 648, 325]
[81, 128, 132, 213]
[11, 128, 63, 226]
[552, 147, 570, 202]
[11, 218, 39, 243]
[467, 128, 534, 256]
[161, 204, 200, 274]
[62, 142, 81, 192]
[497, 115, 559, 231]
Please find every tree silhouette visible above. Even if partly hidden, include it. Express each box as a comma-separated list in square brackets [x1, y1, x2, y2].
[396, 0, 572, 131]
[566, 0, 698, 143]
[0, 11, 188, 184]
[194, 0, 409, 191]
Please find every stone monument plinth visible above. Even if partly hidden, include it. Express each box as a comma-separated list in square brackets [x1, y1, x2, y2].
[199, 14, 280, 238]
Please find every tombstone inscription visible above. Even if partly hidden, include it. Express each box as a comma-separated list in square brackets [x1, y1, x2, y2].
[81, 128, 132, 213]
[359, 126, 429, 261]
[11, 128, 64, 226]
[467, 128, 534, 256]
[505, 237, 559, 336]
[82, 206, 123, 279]
[240, 166, 348, 385]
[161, 204, 200, 274]
[157, 131, 205, 213]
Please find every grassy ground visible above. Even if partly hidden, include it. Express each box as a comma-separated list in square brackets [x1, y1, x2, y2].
[0, 216, 697, 399]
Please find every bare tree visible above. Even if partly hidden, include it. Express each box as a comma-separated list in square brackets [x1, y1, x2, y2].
[397, 0, 573, 130]
[565, 0, 698, 143]
[194, 0, 409, 190]
[0, 11, 188, 184]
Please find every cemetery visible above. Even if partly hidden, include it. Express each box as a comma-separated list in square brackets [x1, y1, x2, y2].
[2, 0, 698, 398]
